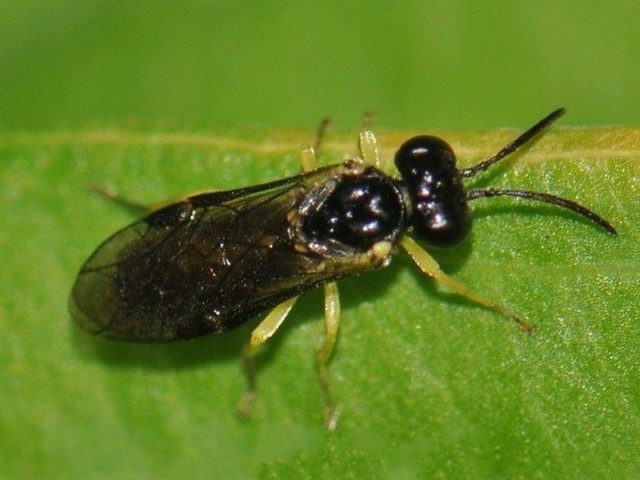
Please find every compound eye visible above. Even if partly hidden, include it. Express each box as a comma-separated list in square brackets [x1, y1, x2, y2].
[394, 136, 456, 179]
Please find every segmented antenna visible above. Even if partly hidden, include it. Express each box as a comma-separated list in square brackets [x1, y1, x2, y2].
[466, 188, 617, 235]
[462, 109, 617, 235]
[460, 108, 566, 178]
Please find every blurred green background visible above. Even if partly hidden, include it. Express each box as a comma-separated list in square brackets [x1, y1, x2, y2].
[2, 1, 639, 479]
[1, 0, 638, 130]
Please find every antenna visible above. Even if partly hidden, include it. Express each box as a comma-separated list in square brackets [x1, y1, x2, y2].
[467, 188, 617, 235]
[460, 108, 566, 178]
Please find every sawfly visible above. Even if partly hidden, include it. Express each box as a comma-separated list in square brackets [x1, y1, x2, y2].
[70, 109, 616, 429]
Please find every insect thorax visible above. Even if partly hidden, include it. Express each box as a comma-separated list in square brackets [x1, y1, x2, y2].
[290, 162, 408, 260]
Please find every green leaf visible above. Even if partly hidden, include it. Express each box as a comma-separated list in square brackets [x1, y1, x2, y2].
[1, 126, 638, 479]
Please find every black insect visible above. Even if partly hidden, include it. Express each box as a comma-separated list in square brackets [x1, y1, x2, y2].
[70, 108, 616, 429]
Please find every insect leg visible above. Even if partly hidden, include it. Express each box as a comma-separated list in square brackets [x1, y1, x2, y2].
[237, 296, 298, 418]
[301, 124, 340, 430]
[300, 144, 318, 172]
[301, 121, 344, 429]
[358, 129, 382, 168]
[317, 282, 342, 430]
[88, 182, 209, 216]
[300, 118, 332, 172]
[87, 182, 149, 216]
[313, 117, 331, 154]
[361, 111, 375, 130]
[400, 236, 534, 333]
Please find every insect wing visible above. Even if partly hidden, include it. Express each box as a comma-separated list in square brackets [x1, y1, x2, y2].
[70, 165, 357, 341]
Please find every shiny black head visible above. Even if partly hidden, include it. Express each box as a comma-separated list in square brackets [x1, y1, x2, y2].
[395, 135, 471, 247]
[394, 108, 616, 246]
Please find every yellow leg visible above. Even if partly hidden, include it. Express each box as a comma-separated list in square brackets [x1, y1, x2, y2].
[317, 282, 341, 430]
[358, 129, 381, 168]
[302, 121, 343, 429]
[300, 118, 332, 172]
[300, 144, 317, 172]
[237, 297, 298, 418]
[400, 236, 534, 333]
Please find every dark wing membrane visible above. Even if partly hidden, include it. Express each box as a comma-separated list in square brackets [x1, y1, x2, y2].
[70, 165, 367, 342]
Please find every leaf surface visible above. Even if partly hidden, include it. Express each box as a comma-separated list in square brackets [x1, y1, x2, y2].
[0, 126, 638, 479]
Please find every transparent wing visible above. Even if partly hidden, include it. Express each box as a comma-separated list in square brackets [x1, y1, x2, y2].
[70, 165, 371, 341]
